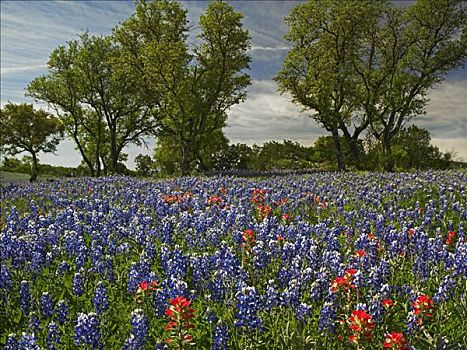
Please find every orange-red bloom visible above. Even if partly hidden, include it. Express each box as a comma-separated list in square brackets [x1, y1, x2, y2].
[411, 294, 434, 319]
[354, 249, 365, 257]
[348, 310, 374, 333]
[383, 332, 409, 349]
[382, 299, 395, 308]
[446, 230, 456, 245]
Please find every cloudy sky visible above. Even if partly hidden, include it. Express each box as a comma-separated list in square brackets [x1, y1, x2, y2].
[1, 1, 466, 168]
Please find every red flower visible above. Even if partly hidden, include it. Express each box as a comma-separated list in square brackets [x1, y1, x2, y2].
[348, 310, 374, 334]
[348, 334, 358, 343]
[134, 280, 158, 303]
[407, 228, 415, 237]
[354, 249, 365, 257]
[384, 332, 409, 349]
[368, 232, 375, 240]
[411, 294, 434, 319]
[164, 296, 196, 347]
[276, 235, 285, 242]
[446, 230, 456, 245]
[207, 195, 223, 206]
[138, 281, 148, 291]
[168, 296, 195, 320]
[382, 299, 395, 308]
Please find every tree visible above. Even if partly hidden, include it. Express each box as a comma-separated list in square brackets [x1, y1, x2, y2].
[275, 0, 383, 171]
[0, 103, 64, 181]
[353, 0, 467, 171]
[28, 33, 157, 176]
[153, 129, 229, 175]
[114, 0, 251, 175]
[27, 41, 103, 176]
[135, 154, 155, 177]
[392, 125, 452, 170]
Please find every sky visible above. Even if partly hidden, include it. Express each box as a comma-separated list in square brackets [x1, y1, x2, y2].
[1, 1, 466, 169]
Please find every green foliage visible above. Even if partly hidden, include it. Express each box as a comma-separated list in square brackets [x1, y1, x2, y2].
[253, 140, 314, 171]
[0, 103, 64, 181]
[114, 0, 251, 175]
[277, 0, 467, 172]
[134, 154, 156, 177]
[27, 32, 156, 176]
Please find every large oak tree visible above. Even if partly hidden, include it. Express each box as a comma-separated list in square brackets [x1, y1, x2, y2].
[114, 0, 251, 175]
[0, 103, 64, 181]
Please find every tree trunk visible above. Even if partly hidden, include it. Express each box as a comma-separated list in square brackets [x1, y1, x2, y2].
[30, 151, 38, 182]
[339, 123, 365, 167]
[331, 129, 346, 172]
[71, 132, 95, 177]
[382, 133, 395, 172]
[110, 129, 118, 174]
[180, 144, 191, 176]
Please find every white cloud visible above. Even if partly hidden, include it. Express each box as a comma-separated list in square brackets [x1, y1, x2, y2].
[226, 80, 323, 145]
[1, 65, 47, 76]
[419, 81, 467, 139]
[250, 45, 290, 51]
[431, 138, 467, 162]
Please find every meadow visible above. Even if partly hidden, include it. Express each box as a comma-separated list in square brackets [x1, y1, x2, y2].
[1, 172, 466, 349]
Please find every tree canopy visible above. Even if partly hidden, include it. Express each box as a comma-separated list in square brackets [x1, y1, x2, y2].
[276, 0, 467, 171]
[0, 103, 64, 181]
[114, 0, 251, 175]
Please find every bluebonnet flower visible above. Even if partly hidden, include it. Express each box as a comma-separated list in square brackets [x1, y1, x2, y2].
[74, 312, 101, 349]
[235, 286, 262, 329]
[434, 276, 455, 303]
[296, 303, 312, 322]
[155, 342, 169, 350]
[92, 281, 109, 314]
[28, 312, 40, 330]
[47, 321, 60, 350]
[19, 280, 30, 315]
[123, 309, 149, 350]
[319, 302, 336, 333]
[4, 333, 18, 350]
[127, 262, 140, 294]
[204, 309, 218, 325]
[207, 271, 225, 302]
[41, 292, 54, 318]
[212, 322, 229, 350]
[0, 264, 12, 290]
[57, 261, 70, 275]
[264, 280, 280, 312]
[57, 300, 69, 324]
[18, 332, 40, 350]
[73, 272, 84, 296]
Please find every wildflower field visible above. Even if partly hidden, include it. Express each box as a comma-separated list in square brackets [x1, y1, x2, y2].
[1, 172, 466, 349]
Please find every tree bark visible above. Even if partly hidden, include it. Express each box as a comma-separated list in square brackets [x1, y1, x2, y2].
[331, 129, 346, 172]
[180, 144, 191, 176]
[110, 127, 119, 174]
[30, 151, 38, 182]
[382, 133, 395, 172]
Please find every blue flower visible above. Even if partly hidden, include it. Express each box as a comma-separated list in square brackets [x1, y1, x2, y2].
[92, 281, 109, 314]
[18, 332, 40, 350]
[73, 272, 84, 296]
[46, 321, 60, 350]
[19, 281, 30, 315]
[124, 309, 149, 350]
[212, 322, 229, 350]
[57, 300, 69, 324]
[41, 292, 54, 318]
[74, 312, 101, 349]
[234, 286, 262, 330]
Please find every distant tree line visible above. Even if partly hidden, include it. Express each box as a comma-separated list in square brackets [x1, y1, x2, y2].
[0, 125, 460, 179]
[137, 125, 457, 177]
[0, 0, 465, 180]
